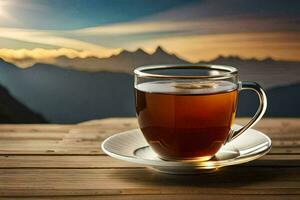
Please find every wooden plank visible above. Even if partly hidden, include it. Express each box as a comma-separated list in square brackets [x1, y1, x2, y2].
[0, 118, 299, 155]
[0, 155, 141, 168]
[3, 131, 294, 142]
[0, 155, 299, 169]
[0, 125, 73, 132]
[0, 143, 298, 155]
[0, 118, 135, 155]
[270, 148, 300, 154]
[0, 168, 299, 197]
[77, 118, 300, 135]
[0, 118, 299, 137]
[0, 118, 297, 134]
[0, 145, 298, 155]
[0, 132, 296, 143]
[0, 132, 66, 140]
[1, 194, 300, 200]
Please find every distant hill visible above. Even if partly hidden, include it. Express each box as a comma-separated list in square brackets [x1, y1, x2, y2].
[0, 83, 46, 123]
[0, 59, 135, 123]
[266, 83, 300, 117]
[3, 46, 300, 89]
[52, 47, 300, 88]
[202, 56, 300, 88]
[55, 46, 188, 73]
[237, 82, 300, 117]
[0, 47, 300, 123]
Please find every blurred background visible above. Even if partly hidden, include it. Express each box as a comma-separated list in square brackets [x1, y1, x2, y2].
[0, 0, 299, 123]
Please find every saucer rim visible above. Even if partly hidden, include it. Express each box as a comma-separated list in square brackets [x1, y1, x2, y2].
[101, 125, 272, 168]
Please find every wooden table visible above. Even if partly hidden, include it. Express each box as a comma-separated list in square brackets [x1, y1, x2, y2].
[0, 118, 299, 199]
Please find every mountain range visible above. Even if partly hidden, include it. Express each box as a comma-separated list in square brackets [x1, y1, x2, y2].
[55, 46, 188, 73]
[0, 46, 299, 123]
[46, 46, 300, 89]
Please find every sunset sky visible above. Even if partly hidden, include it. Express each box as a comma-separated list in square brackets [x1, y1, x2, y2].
[0, 0, 299, 66]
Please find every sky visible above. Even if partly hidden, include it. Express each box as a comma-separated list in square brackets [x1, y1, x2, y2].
[0, 0, 299, 66]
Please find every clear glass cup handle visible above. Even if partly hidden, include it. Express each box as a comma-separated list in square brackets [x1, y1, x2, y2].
[226, 81, 267, 143]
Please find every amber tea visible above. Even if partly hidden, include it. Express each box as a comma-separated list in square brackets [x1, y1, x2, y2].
[135, 80, 238, 161]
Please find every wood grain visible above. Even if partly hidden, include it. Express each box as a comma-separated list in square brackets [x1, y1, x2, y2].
[0, 118, 299, 155]
[1, 195, 299, 200]
[0, 118, 299, 198]
[0, 167, 299, 197]
[0, 154, 299, 169]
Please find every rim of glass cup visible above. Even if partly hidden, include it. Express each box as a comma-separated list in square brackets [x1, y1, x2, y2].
[134, 64, 238, 79]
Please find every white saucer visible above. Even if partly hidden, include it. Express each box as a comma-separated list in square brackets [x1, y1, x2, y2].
[101, 125, 272, 174]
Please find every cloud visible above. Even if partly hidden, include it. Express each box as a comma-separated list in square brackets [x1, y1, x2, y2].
[0, 28, 119, 56]
[76, 21, 194, 35]
[0, 48, 120, 68]
[75, 16, 300, 39]
[0, 0, 299, 68]
[136, 32, 300, 62]
[71, 0, 300, 53]
[145, 0, 300, 23]
[74, 0, 299, 37]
